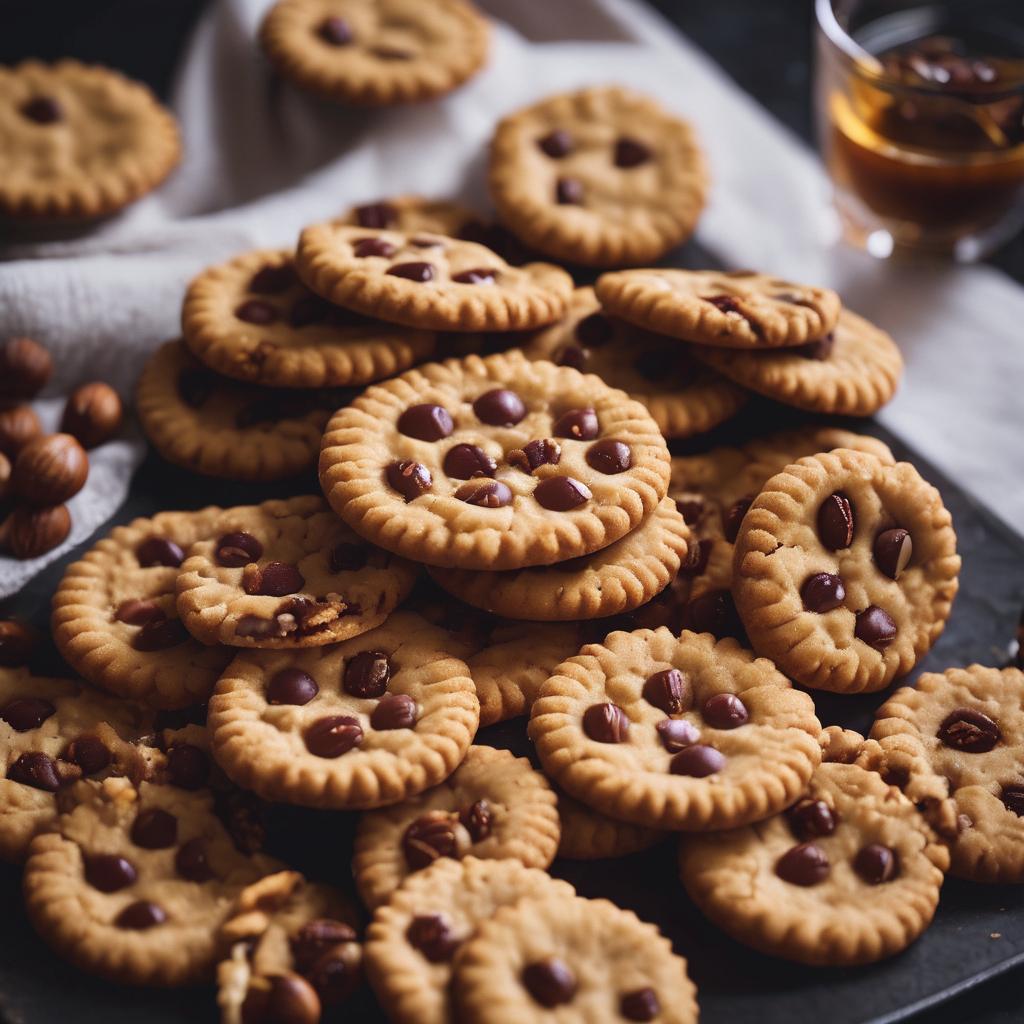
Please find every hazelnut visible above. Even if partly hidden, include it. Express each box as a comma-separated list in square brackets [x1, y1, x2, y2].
[0, 619, 40, 667]
[11, 433, 89, 506]
[0, 404, 43, 457]
[2, 504, 71, 558]
[0, 338, 53, 400]
[61, 382, 123, 449]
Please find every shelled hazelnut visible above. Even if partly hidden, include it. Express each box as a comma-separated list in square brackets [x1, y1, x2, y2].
[11, 433, 89, 506]
[61, 381, 123, 448]
[0, 337, 53, 400]
[1, 504, 71, 558]
[0, 404, 43, 457]
[0, 619, 39, 666]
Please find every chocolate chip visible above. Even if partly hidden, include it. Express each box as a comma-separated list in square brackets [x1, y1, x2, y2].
[0, 697, 55, 732]
[679, 538, 714, 579]
[135, 536, 184, 568]
[329, 541, 369, 573]
[614, 136, 652, 166]
[801, 572, 846, 613]
[552, 407, 599, 440]
[507, 438, 560, 472]
[215, 531, 263, 567]
[522, 958, 577, 1007]
[786, 799, 837, 840]
[133, 616, 189, 651]
[318, 15, 353, 45]
[459, 799, 493, 842]
[354, 201, 396, 228]
[937, 707, 1001, 753]
[452, 268, 497, 285]
[177, 368, 216, 408]
[387, 262, 435, 282]
[642, 668, 692, 714]
[370, 693, 417, 730]
[854, 605, 897, 650]
[682, 589, 741, 640]
[675, 498, 705, 526]
[352, 236, 396, 258]
[115, 900, 166, 930]
[249, 264, 296, 294]
[386, 459, 432, 500]
[796, 333, 836, 360]
[455, 479, 513, 508]
[8, 751, 60, 791]
[235, 299, 278, 325]
[115, 598, 164, 625]
[406, 913, 459, 962]
[289, 293, 332, 327]
[131, 808, 178, 849]
[306, 948, 360, 1007]
[473, 389, 526, 427]
[1000, 784, 1024, 816]
[344, 650, 391, 698]
[702, 692, 749, 729]
[166, 743, 210, 790]
[267, 667, 319, 706]
[555, 343, 588, 370]
[670, 744, 725, 777]
[776, 842, 830, 885]
[398, 403, 454, 441]
[250, 561, 306, 598]
[537, 129, 573, 157]
[291, 919, 358, 972]
[723, 496, 753, 543]
[64, 735, 110, 776]
[874, 528, 913, 580]
[620, 987, 660, 1021]
[705, 294, 743, 315]
[657, 718, 700, 752]
[582, 703, 630, 743]
[175, 837, 215, 882]
[576, 312, 613, 347]
[854, 843, 899, 884]
[260, 975, 321, 1024]
[305, 716, 363, 758]
[817, 493, 854, 550]
[585, 439, 631, 474]
[443, 443, 497, 479]
[403, 811, 464, 869]
[556, 178, 584, 204]
[84, 852, 137, 892]
[534, 476, 591, 511]
[21, 97, 62, 124]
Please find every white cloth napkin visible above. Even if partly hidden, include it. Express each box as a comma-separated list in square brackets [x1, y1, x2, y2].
[1, 0, 1022, 598]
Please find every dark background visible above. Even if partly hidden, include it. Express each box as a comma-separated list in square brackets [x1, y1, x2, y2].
[2, 2, 1022, 1022]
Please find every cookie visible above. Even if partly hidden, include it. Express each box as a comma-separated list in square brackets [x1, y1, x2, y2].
[353, 745, 560, 909]
[319, 350, 671, 570]
[427, 497, 689, 621]
[0, 668, 152, 861]
[136, 340, 341, 481]
[488, 86, 707, 268]
[23, 777, 280, 986]
[364, 856, 575, 1024]
[595, 269, 841, 349]
[175, 495, 418, 649]
[690, 308, 904, 416]
[452, 894, 699, 1023]
[0, 60, 180, 221]
[259, 0, 489, 106]
[529, 627, 822, 830]
[555, 788, 664, 861]
[207, 611, 478, 809]
[181, 248, 436, 389]
[339, 195, 476, 235]
[52, 507, 235, 708]
[732, 448, 960, 693]
[296, 224, 572, 332]
[679, 761, 949, 965]
[868, 665, 1024, 883]
[218, 870, 362, 1024]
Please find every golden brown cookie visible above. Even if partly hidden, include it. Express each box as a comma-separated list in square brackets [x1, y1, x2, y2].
[555, 788, 664, 861]
[352, 745, 559, 908]
[319, 350, 671, 570]
[595, 268, 841, 349]
[488, 86, 707, 268]
[732, 448, 960, 693]
[338, 195, 476, 235]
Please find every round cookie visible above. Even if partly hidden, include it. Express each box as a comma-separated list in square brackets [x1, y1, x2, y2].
[353, 745, 560, 909]
[0, 60, 180, 221]
[595, 268, 841, 349]
[182, 248, 436, 389]
[52, 507, 235, 708]
[259, 0, 489, 106]
[339, 194, 476, 235]
[452, 894, 699, 1024]
[136, 340, 340, 481]
[555, 789, 664, 861]
[488, 86, 707, 268]
[23, 778, 281, 986]
[428, 497, 688, 621]
[364, 856, 576, 1024]
[296, 224, 572, 332]
[690, 308, 904, 416]
[207, 611, 479, 809]
[869, 665, 1024, 883]
[529, 627, 822, 830]
[0, 668, 152, 862]
[175, 495, 418, 649]
[526, 287, 748, 438]
[319, 350, 671, 570]
[679, 761, 949, 965]
[732, 448, 960, 693]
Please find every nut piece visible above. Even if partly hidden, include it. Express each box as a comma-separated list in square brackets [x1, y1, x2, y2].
[2, 504, 71, 558]
[60, 382, 124, 449]
[0, 404, 43, 457]
[11, 433, 89, 506]
[0, 619, 40, 666]
[0, 338, 53, 400]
